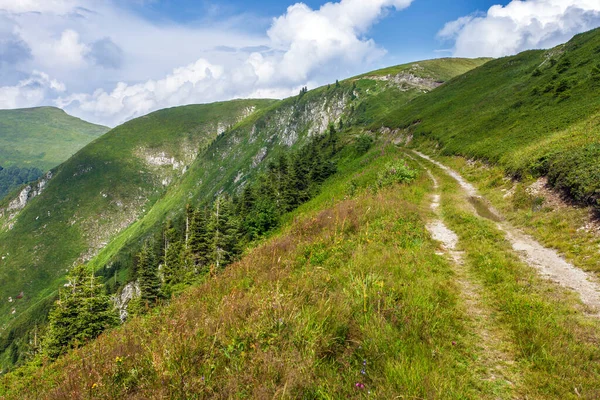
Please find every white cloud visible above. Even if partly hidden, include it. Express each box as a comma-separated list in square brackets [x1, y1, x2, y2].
[0, 71, 65, 109]
[1, 0, 412, 126]
[439, 0, 600, 58]
[0, 0, 77, 14]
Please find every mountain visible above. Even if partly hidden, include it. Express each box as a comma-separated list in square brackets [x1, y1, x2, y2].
[373, 28, 600, 208]
[0, 107, 109, 199]
[0, 100, 275, 362]
[4, 28, 600, 397]
[0, 58, 486, 370]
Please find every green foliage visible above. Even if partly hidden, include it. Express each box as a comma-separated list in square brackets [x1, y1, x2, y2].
[137, 243, 161, 305]
[0, 57, 488, 368]
[377, 160, 418, 188]
[42, 265, 118, 359]
[355, 134, 374, 154]
[372, 27, 600, 208]
[129, 132, 346, 302]
[0, 107, 108, 171]
[0, 165, 43, 200]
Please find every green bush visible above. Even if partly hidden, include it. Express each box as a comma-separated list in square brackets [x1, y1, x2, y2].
[377, 160, 418, 188]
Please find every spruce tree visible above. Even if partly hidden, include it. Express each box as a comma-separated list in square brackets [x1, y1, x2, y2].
[137, 242, 161, 305]
[208, 196, 239, 269]
[162, 220, 183, 285]
[190, 207, 210, 268]
[43, 265, 118, 359]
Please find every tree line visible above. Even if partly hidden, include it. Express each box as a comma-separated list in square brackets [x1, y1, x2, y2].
[40, 123, 343, 360]
[0, 165, 43, 200]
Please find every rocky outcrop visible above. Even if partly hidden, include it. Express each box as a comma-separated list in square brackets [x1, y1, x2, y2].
[112, 281, 141, 322]
[6, 171, 52, 212]
[1, 171, 53, 230]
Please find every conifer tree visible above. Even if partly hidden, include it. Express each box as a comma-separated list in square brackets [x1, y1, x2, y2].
[189, 207, 210, 269]
[43, 265, 118, 359]
[208, 196, 239, 269]
[137, 242, 161, 305]
[162, 220, 183, 285]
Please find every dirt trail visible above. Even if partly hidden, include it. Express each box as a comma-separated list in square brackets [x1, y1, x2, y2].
[422, 167, 516, 389]
[413, 150, 600, 314]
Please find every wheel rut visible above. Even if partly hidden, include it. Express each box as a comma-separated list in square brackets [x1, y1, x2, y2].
[422, 168, 516, 390]
[413, 150, 600, 315]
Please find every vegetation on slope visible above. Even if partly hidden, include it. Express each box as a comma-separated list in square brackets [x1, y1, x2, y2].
[0, 58, 487, 372]
[373, 28, 600, 208]
[6, 138, 600, 398]
[0, 165, 43, 200]
[0, 107, 108, 199]
[0, 107, 108, 169]
[1, 143, 486, 399]
[0, 100, 274, 368]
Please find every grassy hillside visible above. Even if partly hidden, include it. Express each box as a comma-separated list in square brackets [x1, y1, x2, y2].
[373, 28, 600, 207]
[0, 107, 108, 171]
[0, 100, 274, 367]
[86, 58, 489, 281]
[0, 58, 486, 371]
[4, 141, 600, 398]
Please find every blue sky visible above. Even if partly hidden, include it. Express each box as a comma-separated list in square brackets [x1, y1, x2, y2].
[1, 0, 599, 126]
[128, 0, 501, 66]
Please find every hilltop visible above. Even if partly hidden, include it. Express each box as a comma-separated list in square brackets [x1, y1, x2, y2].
[0, 107, 109, 199]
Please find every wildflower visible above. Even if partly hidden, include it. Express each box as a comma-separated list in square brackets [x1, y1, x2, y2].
[452, 341, 457, 346]
[92, 383, 98, 389]
[355, 382, 366, 389]
[115, 356, 123, 363]
[363, 359, 367, 366]
[361, 369, 366, 375]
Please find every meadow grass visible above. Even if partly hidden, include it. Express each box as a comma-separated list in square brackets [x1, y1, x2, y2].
[427, 157, 600, 399]
[1, 144, 489, 399]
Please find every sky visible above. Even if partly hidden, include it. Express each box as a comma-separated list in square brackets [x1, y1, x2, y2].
[0, 0, 599, 127]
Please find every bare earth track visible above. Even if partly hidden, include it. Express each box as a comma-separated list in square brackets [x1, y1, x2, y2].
[413, 150, 600, 315]
[419, 165, 517, 391]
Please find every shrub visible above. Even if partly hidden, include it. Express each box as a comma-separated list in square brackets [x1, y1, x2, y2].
[377, 160, 418, 188]
[355, 134, 374, 154]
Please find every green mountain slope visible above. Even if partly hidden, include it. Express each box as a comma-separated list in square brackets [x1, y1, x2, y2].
[4, 26, 600, 399]
[0, 107, 109, 199]
[0, 107, 108, 170]
[0, 100, 274, 361]
[0, 58, 485, 369]
[374, 28, 600, 207]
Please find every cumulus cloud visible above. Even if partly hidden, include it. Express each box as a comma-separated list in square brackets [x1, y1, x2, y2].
[0, 71, 65, 109]
[439, 0, 600, 58]
[0, 0, 412, 126]
[267, 0, 413, 81]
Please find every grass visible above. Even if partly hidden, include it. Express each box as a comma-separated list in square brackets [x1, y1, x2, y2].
[0, 100, 275, 368]
[353, 57, 492, 82]
[428, 158, 600, 398]
[370, 28, 600, 208]
[0, 57, 492, 370]
[0, 107, 108, 171]
[0, 144, 488, 399]
[435, 155, 600, 276]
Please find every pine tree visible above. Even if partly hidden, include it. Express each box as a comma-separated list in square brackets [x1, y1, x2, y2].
[189, 207, 210, 268]
[137, 242, 161, 305]
[162, 220, 183, 285]
[43, 265, 118, 359]
[289, 151, 311, 206]
[208, 196, 239, 269]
